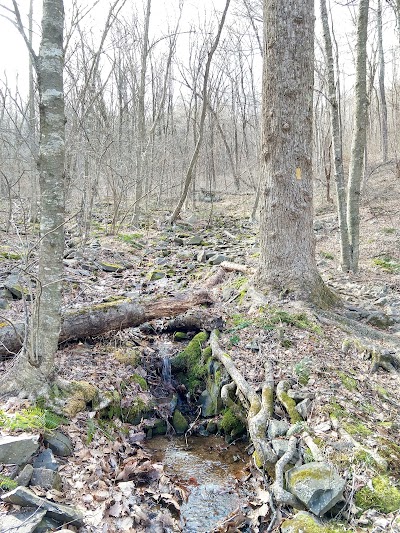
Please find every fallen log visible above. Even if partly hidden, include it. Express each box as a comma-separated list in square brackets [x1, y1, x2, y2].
[0, 289, 213, 358]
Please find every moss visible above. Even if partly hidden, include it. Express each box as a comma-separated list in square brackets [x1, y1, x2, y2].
[123, 397, 153, 425]
[338, 371, 358, 392]
[64, 381, 98, 417]
[219, 408, 246, 436]
[114, 348, 141, 366]
[173, 331, 188, 341]
[172, 409, 188, 435]
[130, 374, 148, 391]
[342, 419, 372, 437]
[0, 474, 18, 491]
[171, 331, 209, 392]
[355, 475, 400, 513]
[281, 512, 349, 532]
[289, 466, 329, 485]
[0, 250, 22, 260]
[320, 251, 334, 260]
[377, 438, 400, 476]
[353, 449, 379, 468]
[279, 391, 302, 424]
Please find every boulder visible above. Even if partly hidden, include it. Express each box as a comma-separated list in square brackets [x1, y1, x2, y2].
[2, 486, 83, 526]
[0, 434, 39, 465]
[172, 410, 189, 435]
[286, 462, 345, 516]
[43, 430, 73, 457]
[30, 468, 62, 490]
[15, 464, 34, 487]
[0, 509, 47, 533]
[33, 448, 59, 471]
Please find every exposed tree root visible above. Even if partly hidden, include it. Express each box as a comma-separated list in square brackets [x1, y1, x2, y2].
[271, 436, 303, 509]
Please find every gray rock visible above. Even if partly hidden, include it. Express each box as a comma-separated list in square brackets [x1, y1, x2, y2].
[197, 250, 209, 262]
[286, 462, 345, 516]
[271, 439, 299, 460]
[0, 434, 39, 465]
[208, 254, 228, 265]
[43, 431, 73, 457]
[281, 511, 324, 532]
[186, 235, 203, 245]
[0, 298, 8, 309]
[15, 464, 34, 486]
[4, 274, 31, 300]
[33, 516, 63, 533]
[287, 390, 315, 402]
[2, 486, 83, 526]
[33, 449, 59, 471]
[268, 419, 290, 439]
[245, 340, 260, 351]
[99, 261, 124, 272]
[365, 312, 393, 329]
[31, 468, 62, 491]
[296, 398, 313, 419]
[0, 509, 47, 533]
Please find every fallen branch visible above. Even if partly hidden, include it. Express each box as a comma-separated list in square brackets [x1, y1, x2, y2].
[0, 289, 213, 358]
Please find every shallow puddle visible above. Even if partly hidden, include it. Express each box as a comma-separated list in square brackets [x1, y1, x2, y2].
[145, 435, 250, 532]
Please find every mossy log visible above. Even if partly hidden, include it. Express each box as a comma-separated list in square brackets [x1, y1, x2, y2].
[0, 289, 213, 357]
[209, 330, 277, 469]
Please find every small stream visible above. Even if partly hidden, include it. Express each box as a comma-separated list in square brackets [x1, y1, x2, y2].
[145, 435, 251, 532]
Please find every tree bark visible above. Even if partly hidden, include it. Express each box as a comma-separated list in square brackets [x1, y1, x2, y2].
[347, 0, 369, 273]
[377, 0, 388, 162]
[257, 0, 335, 306]
[0, 290, 213, 358]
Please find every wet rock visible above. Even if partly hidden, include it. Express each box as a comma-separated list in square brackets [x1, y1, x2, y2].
[286, 462, 345, 516]
[281, 511, 323, 532]
[15, 464, 34, 486]
[2, 486, 83, 526]
[0, 508, 47, 533]
[268, 419, 290, 439]
[296, 398, 313, 419]
[43, 430, 73, 457]
[172, 410, 189, 435]
[0, 434, 39, 465]
[33, 449, 59, 471]
[30, 468, 62, 490]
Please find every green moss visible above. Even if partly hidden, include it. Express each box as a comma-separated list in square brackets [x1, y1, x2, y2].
[114, 348, 141, 366]
[353, 449, 378, 468]
[289, 466, 329, 484]
[0, 474, 18, 491]
[219, 408, 246, 436]
[355, 476, 400, 513]
[279, 391, 302, 424]
[320, 251, 334, 260]
[281, 512, 349, 532]
[338, 371, 358, 392]
[172, 409, 188, 435]
[377, 438, 400, 476]
[372, 256, 400, 273]
[327, 401, 346, 419]
[171, 332, 209, 392]
[342, 419, 372, 437]
[173, 331, 188, 341]
[0, 250, 22, 260]
[0, 407, 67, 431]
[130, 374, 148, 391]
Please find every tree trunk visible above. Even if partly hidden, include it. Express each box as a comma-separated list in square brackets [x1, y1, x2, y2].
[320, 0, 351, 272]
[347, 0, 369, 273]
[377, 0, 388, 162]
[0, 290, 213, 358]
[257, 0, 334, 305]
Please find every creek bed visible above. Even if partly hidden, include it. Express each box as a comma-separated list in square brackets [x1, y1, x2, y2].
[145, 435, 252, 532]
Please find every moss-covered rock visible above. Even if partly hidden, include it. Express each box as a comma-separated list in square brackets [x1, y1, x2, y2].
[130, 374, 148, 390]
[281, 511, 349, 532]
[171, 332, 209, 391]
[63, 381, 98, 417]
[114, 348, 141, 366]
[172, 409, 188, 435]
[355, 475, 400, 513]
[218, 408, 246, 439]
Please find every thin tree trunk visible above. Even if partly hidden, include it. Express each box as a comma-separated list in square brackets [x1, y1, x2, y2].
[377, 0, 388, 162]
[169, 0, 231, 223]
[320, 0, 351, 271]
[347, 0, 369, 273]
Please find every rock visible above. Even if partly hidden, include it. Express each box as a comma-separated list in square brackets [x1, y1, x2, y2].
[296, 398, 313, 419]
[286, 462, 346, 516]
[0, 298, 8, 309]
[147, 270, 165, 281]
[34, 516, 64, 533]
[31, 468, 62, 490]
[272, 439, 299, 460]
[197, 250, 209, 262]
[268, 419, 290, 439]
[186, 235, 203, 245]
[365, 312, 393, 329]
[43, 430, 73, 457]
[0, 509, 47, 533]
[0, 434, 39, 465]
[33, 449, 59, 471]
[15, 464, 34, 486]
[99, 261, 124, 272]
[208, 253, 228, 265]
[281, 511, 324, 532]
[4, 274, 31, 300]
[172, 410, 189, 435]
[245, 340, 260, 351]
[206, 421, 218, 434]
[2, 486, 84, 526]
[287, 390, 315, 402]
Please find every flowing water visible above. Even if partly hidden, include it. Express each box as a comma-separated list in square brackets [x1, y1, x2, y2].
[145, 435, 251, 532]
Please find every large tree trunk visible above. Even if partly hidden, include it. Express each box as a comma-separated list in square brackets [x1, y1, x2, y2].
[346, 0, 369, 273]
[0, 290, 213, 358]
[256, 0, 334, 306]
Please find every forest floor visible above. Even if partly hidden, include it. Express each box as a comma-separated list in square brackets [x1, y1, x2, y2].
[0, 169, 399, 532]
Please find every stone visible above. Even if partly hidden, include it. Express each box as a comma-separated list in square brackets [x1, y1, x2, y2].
[31, 468, 62, 490]
[287, 390, 315, 402]
[34, 516, 64, 533]
[4, 274, 31, 300]
[148, 270, 165, 281]
[33, 448, 59, 471]
[2, 487, 84, 526]
[366, 312, 393, 329]
[186, 235, 203, 245]
[0, 298, 8, 309]
[0, 509, 47, 533]
[268, 419, 290, 439]
[197, 250, 209, 262]
[206, 421, 217, 434]
[0, 434, 39, 465]
[172, 409, 189, 435]
[286, 462, 346, 516]
[281, 511, 324, 532]
[208, 254, 228, 265]
[272, 439, 299, 460]
[43, 430, 73, 457]
[296, 398, 313, 419]
[99, 261, 124, 272]
[15, 464, 34, 487]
